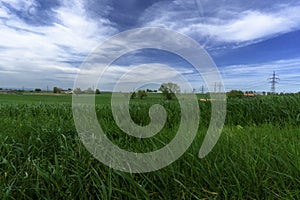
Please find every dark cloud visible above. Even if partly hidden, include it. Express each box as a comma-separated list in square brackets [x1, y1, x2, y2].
[112, 48, 190, 67]
[85, 0, 166, 30]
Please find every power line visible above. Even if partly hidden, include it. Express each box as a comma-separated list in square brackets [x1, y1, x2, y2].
[201, 85, 204, 94]
[212, 82, 224, 93]
[268, 71, 280, 93]
[214, 82, 217, 93]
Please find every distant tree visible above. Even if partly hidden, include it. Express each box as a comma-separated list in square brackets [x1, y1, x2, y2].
[95, 89, 101, 94]
[73, 88, 82, 94]
[159, 82, 180, 100]
[137, 90, 147, 99]
[131, 92, 136, 99]
[146, 89, 153, 93]
[53, 87, 61, 93]
[85, 87, 94, 94]
[245, 91, 255, 94]
[0, 88, 2, 90]
[35, 88, 42, 93]
[226, 90, 243, 98]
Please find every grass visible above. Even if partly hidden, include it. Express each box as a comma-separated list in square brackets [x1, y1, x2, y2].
[0, 93, 72, 104]
[0, 93, 299, 199]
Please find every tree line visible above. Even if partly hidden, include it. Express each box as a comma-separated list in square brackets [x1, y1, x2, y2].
[70, 82, 180, 100]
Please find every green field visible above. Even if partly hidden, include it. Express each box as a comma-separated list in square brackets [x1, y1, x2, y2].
[0, 93, 299, 199]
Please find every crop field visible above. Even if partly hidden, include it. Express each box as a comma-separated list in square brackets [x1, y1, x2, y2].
[0, 93, 300, 199]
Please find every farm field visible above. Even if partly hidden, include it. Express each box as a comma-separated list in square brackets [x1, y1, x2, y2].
[0, 93, 300, 199]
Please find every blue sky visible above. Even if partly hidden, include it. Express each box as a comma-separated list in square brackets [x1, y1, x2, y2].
[0, 0, 300, 92]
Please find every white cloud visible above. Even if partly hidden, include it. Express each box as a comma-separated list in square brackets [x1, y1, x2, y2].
[0, 7, 8, 18]
[0, 0, 117, 89]
[141, 2, 300, 44]
[94, 58, 300, 93]
[74, 62, 196, 92]
[196, 8, 300, 42]
[220, 58, 300, 92]
[1, 0, 299, 94]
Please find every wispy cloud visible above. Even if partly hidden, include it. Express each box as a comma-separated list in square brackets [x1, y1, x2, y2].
[194, 6, 300, 43]
[0, 0, 117, 88]
[0, 0, 299, 93]
[99, 63, 184, 91]
[221, 58, 300, 92]
[140, 1, 300, 45]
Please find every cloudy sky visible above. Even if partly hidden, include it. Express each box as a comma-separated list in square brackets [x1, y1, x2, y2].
[0, 0, 299, 92]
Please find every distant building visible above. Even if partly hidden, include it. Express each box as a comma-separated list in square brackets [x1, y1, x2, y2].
[62, 89, 73, 94]
[0, 90, 8, 94]
[243, 93, 255, 97]
[255, 92, 266, 96]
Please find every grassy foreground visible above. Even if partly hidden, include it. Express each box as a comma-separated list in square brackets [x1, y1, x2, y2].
[0, 94, 300, 199]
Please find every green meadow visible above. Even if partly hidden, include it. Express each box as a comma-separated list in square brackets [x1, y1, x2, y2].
[0, 93, 299, 199]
